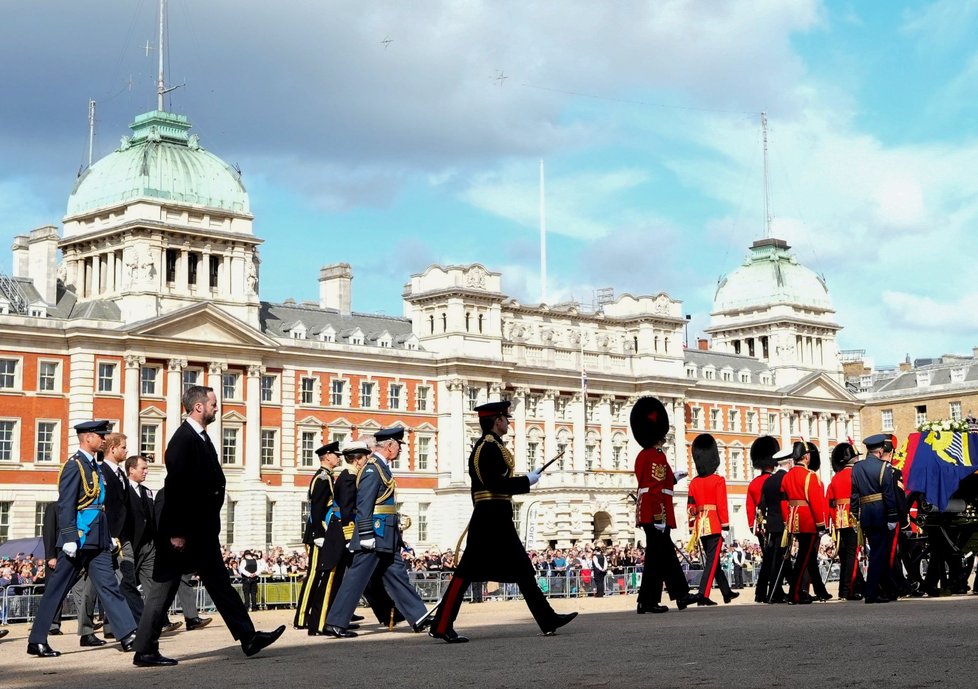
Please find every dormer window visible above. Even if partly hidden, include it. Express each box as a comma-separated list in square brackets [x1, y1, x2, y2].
[915, 371, 930, 387]
[288, 321, 307, 340]
[951, 368, 966, 384]
[318, 326, 336, 343]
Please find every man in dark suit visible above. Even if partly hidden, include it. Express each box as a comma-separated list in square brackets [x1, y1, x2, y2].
[130, 385, 284, 666]
[851, 433, 899, 604]
[26, 420, 138, 657]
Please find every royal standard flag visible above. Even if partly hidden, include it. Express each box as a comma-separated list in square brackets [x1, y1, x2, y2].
[904, 431, 978, 511]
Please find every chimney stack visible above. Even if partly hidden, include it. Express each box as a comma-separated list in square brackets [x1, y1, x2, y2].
[319, 263, 353, 316]
[28, 226, 60, 304]
[12, 235, 29, 278]
[697, 337, 710, 351]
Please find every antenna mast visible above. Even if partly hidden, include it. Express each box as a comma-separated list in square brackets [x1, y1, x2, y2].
[157, 0, 166, 110]
[761, 111, 772, 239]
[87, 99, 96, 168]
[539, 159, 548, 304]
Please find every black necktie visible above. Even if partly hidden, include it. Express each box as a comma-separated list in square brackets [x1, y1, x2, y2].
[139, 484, 152, 517]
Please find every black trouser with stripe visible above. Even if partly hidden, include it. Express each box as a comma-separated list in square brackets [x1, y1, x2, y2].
[697, 534, 732, 601]
[765, 531, 789, 602]
[788, 533, 818, 603]
[294, 545, 346, 632]
[864, 526, 895, 602]
[431, 569, 558, 636]
[837, 528, 863, 599]
[638, 525, 689, 607]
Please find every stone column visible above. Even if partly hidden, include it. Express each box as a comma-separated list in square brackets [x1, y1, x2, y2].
[625, 395, 642, 465]
[671, 397, 688, 474]
[107, 251, 116, 294]
[817, 412, 831, 484]
[178, 249, 189, 293]
[165, 359, 186, 441]
[541, 390, 557, 469]
[245, 364, 263, 481]
[123, 354, 144, 437]
[200, 245, 211, 292]
[207, 362, 227, 456]
[91, 251, 101, 297]
[780, 410, 791, 447]
[512, 386, 529, 473]
[598, 395, 613, 470]
[445, 378, 467, 484]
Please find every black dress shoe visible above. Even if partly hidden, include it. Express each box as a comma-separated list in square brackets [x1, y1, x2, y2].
[676, 593, 700, 610]
[648, 604, 668, 614]
[429, 628, 469, 643]
[104, 632, 115, 639]
[347, 623, 360, 630]
[0, 629, 8, 640]
[80, 633, 107, 647]
[865, 596, 892, 604]
[133, 651, 178, 667]
[350, 614, 365, 622]
[119, 631, 137, 652]
[787, 596, 813, 605]
[846, 593, 864, 601]
[49, 629, 64, 636]
[27, 642, 61, 657]
[413, 608, 436, 632]
[541, 611, 578, 636]
[162, 622, 183, 634]
[697, 597, 718, 606]
[186, 616, 212, 631]
[323, 625, 357, 639]
[816, 592, 833, 602]
[723, 591, 740, 604]
[242, 625, 286, 656]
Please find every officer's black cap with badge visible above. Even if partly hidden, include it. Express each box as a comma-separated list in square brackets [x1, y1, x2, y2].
[73, 420, 112, 436]
[750, 436, 781, 471]
[375, 426, 406, 443]
[629, 397, 669, 449]
[316, 441, 341, 457]
[475, 401, 511, 418]
[864, 433, 888, 451]
[830, 442, 860, 472]
[692, 433, 721, 477]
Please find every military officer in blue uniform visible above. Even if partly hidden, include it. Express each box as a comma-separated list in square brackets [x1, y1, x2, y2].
[324, 427, 431, 638]
[851, 433, 899, 604]
[27, 421, 138, 657]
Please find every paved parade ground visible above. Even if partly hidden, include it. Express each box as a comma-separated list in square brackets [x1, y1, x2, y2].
[3, 589, 977, 689]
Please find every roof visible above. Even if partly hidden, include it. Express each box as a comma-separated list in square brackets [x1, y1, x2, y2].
[64, 110, 250, 225]
[260, 302, 420, 350]
[684, 348, 771, 374]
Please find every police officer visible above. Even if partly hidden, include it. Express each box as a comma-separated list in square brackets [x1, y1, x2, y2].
[27, 421, 138, 657]
[324, 427, 430, 638]
[632, 397, 698, 613]
[851, 434, 899, 604]
[295, 441, 342, 632]
[428, 401, 577, 642]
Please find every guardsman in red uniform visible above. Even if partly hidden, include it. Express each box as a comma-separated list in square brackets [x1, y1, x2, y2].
[827, 442, 863, 601]
[747, 436, 780, 603]
[686, 434, 737, 606]
[632, 397, 700, 614]
[781, 441, 829, 604]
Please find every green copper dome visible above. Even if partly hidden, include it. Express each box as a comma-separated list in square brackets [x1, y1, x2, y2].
[65, 110, 250, 220]
[713, 238, 833, 313]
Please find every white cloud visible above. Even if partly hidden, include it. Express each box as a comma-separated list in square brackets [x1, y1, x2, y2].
[881, 291, 978, 332]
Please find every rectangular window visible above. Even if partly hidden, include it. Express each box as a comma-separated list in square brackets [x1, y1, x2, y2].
[140, 366, 159, 395]
[36, 421, 57, 463]
[527, 442, 539, 467]
[881, 409, 894, 430]
[222, 428, 239, 465]
[525, 395, 539, 418]
[188, 253, 199, 286]
[300, 431, 317, 468]
[613, 445, 623, 470]
[915, 405, 928, 426]
[225, 500, 236, 545]
[0, 421, 16, 461]
[209, 255, 220, 290]
[97, 362, 116, 393]
[416, 436, 431, 470]
[585, 444, 596, 470]
[183, 369, 200, 393]
[300, 377, 315, 405]
[746, 411, 756, 434]
[466, 387, 479, 411]
[360, 381, 374, 408]
[0, 359, 17, 389]
[691, 408, 702, 429]
[0, 502, 10, 543]
[729, 449, 742, 480]
[950, 402, 962, 421]
[222, 372, 240, 400]
[417, 503, 429, 542]
[330, 379, 345, 406]
[768, 413, 778, 434]
[139, 424, 159, 462]
[260, 429, 276, 467]
[265, 499, 274, 546]
[165, 248, 178, 283]
[415, 386, 429, 412]
[38, 361, 58, 391]
[331, 431, 348, 448]
[389, 384, 402, 410]
[728, 410, 738, 432]
[710, 409, 721, 431]
[556, 443, 568, 469]
[260, 375, 276, 403]
[35, 502, 53, 538]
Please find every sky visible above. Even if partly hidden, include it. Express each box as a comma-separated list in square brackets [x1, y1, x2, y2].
[2, 0, 978, 366]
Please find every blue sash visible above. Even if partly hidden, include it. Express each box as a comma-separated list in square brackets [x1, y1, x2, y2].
[76, 462, 104, 548]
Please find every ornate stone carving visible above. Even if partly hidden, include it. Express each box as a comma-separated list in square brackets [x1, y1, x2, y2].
[208, 362, 228, 375]
[167, 358, 187, 372]
[247, 364, 264, 378]
[124, 354, 146, 369]
[465, 265, 487, 289]
[446, 378, 466, 392]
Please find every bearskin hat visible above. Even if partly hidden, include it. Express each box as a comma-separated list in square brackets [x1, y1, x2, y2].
[806, 441, 821, 473]
[830, 443, 858, 473]
[629, 396, 670, 449]
[750, 436, 781, 471]
[692, 433, 721, 477]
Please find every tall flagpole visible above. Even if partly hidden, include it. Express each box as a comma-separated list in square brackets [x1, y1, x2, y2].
[157, 0, 166, 111]
[539, 159, 547, 304]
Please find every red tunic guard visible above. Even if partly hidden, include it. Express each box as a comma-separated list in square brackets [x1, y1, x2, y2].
[635, 447, 677, 528]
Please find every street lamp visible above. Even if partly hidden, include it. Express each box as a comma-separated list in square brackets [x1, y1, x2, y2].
[684, 314, 692, 348]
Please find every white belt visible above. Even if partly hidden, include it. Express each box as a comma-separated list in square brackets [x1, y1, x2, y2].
[638, 487, 649, 496]
[663, 489, 674, 496]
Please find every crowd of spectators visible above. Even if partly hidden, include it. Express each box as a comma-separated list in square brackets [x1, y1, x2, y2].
[0, 555, 47, 588]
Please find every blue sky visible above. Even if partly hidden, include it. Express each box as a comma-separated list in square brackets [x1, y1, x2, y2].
[2, 0, 978, 366]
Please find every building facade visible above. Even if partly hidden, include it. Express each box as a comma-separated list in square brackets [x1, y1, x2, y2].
[0, 104, 862, 550]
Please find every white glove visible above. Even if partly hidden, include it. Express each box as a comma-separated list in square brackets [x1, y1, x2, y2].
[527, 470, 541, 486]
[62, 542, 78, 557]
[313, 538, 325, 548]
[360, 538, 376, 550]
[887, 522, 897, 531]
[654, 523, 666, 532]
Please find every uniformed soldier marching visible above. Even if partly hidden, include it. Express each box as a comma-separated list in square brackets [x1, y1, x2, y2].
[827, 442, 864, 600]
[760, 449, 792, 603]
[746, 436, 780, 603]
[781, 441, 829, 604]
[324, 427, 430, 638]
[27, 421, 138, 657]
[851, 433, 900, 604]
[428, 401, 578, 642]
[295, 441, 345, 633]
[632, 397, 699, 613]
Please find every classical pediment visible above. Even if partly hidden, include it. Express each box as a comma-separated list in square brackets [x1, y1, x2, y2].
[123, 303, 277, 349]
[779, 372, 858, 403]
